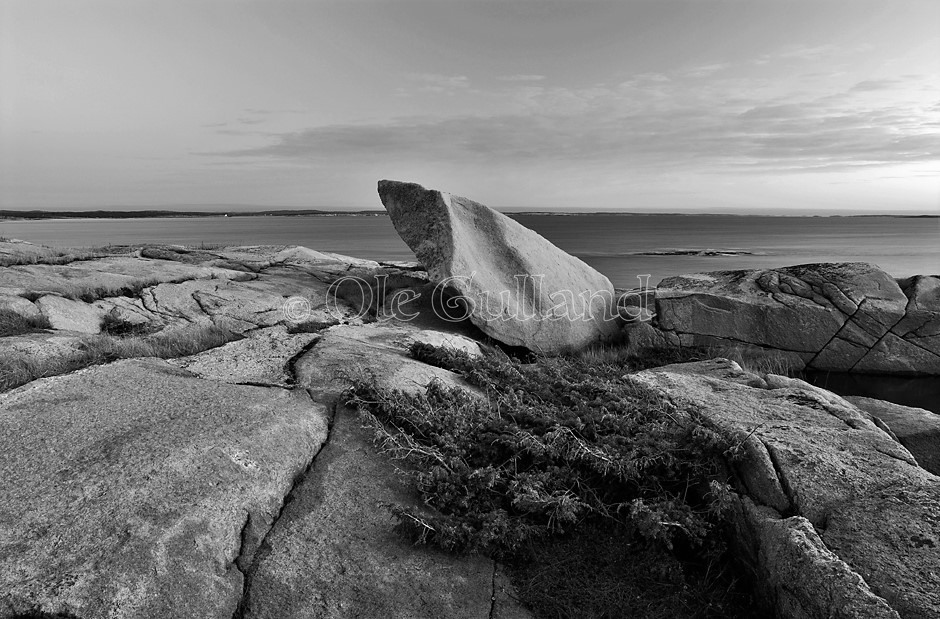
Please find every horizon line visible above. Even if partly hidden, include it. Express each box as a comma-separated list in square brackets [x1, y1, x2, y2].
[1, 205, 937, 219]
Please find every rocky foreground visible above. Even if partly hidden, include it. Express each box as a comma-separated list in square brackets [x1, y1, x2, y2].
[0, 182, 938, 618]
[0, 240, 530, 618]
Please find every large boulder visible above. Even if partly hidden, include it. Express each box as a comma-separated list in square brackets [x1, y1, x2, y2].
[645, 263, 940, 375]
[377, 180, 619, 353]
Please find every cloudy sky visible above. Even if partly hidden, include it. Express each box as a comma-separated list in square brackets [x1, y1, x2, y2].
[1, 0, 938, 212]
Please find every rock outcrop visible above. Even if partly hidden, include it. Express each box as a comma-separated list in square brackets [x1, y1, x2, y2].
[378, 180, 620, 353]
[634, 359, 940, 618]
[4, 238, 937, 618]
[624, 263, 940, 375]
[0, 242, 530, 619]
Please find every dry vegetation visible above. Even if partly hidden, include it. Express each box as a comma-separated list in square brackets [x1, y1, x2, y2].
[0, 308, 52, 337]
[0, 325, 241, 393]
[347, 342, 758, 618]
[0, 248, 111, 268]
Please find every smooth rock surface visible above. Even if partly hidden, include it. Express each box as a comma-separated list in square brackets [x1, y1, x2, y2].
[378, 180, 619, 353]
[294, 323, 473, 401]
[846, 395, 940, 475]
[0, 359, 330, 619]
[0, 293, 42, 319]
[35, 294, 105, 333]
[237, 405, 498, 619]
[0, 256, 247, 298]
[0, 332, 86, 363]
[169, 325, 319, 386]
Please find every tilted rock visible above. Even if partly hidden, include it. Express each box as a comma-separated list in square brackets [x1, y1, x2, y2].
[377, 180, 619, 353]
[634, 359, 940, 618]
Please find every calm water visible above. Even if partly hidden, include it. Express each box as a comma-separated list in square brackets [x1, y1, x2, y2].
[1, 214, 937, 287]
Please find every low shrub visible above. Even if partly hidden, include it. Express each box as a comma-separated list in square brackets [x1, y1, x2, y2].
[347, 343, 755, 617]
[286, 319, 338, 334]
[99, 313, 157, 337]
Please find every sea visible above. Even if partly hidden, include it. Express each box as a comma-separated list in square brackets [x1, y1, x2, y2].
[2, 212, 939, 411]
[1, 213, 937, 288]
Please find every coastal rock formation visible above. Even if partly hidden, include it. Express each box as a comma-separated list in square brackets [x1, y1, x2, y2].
[0, 242, 530, 619]
[634, 359, 940, 618]
[378, 180, 620, 353]
[627, 263, 940, 375]
[4, 238, 937, 618]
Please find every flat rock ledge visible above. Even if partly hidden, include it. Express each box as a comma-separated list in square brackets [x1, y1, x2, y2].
[622, 263, 940, 376]
[634, 359, 940, 618]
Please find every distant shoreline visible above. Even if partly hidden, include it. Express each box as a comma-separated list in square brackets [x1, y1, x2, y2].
[1, 209, 936, 221]
[0, 209, 387, 221]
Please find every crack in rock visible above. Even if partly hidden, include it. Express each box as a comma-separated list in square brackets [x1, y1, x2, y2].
[760, 439, 798, 518]
[231, 398, 338, 619]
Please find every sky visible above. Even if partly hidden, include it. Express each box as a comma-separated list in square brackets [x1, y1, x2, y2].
[1, 0, 938, 213]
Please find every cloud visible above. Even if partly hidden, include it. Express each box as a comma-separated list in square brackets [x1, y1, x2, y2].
[243, 108, 307, 115]
[205, 78, 940, 175]
[404, 73, 471, 95]
[850, 79, 901, 92]
[497, 74, 546, 82]
[754, 44, 839, 65]
[682, 63, 729, 78]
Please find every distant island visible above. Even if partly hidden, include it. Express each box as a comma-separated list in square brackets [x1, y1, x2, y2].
[0, 209, 387, 220]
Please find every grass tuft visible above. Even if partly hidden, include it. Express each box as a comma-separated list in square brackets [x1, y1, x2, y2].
[577, 343, 710, 371]
[66, 277, 168, 303]
[0, 325, 240, 393]
[0, 309, 52, 337]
